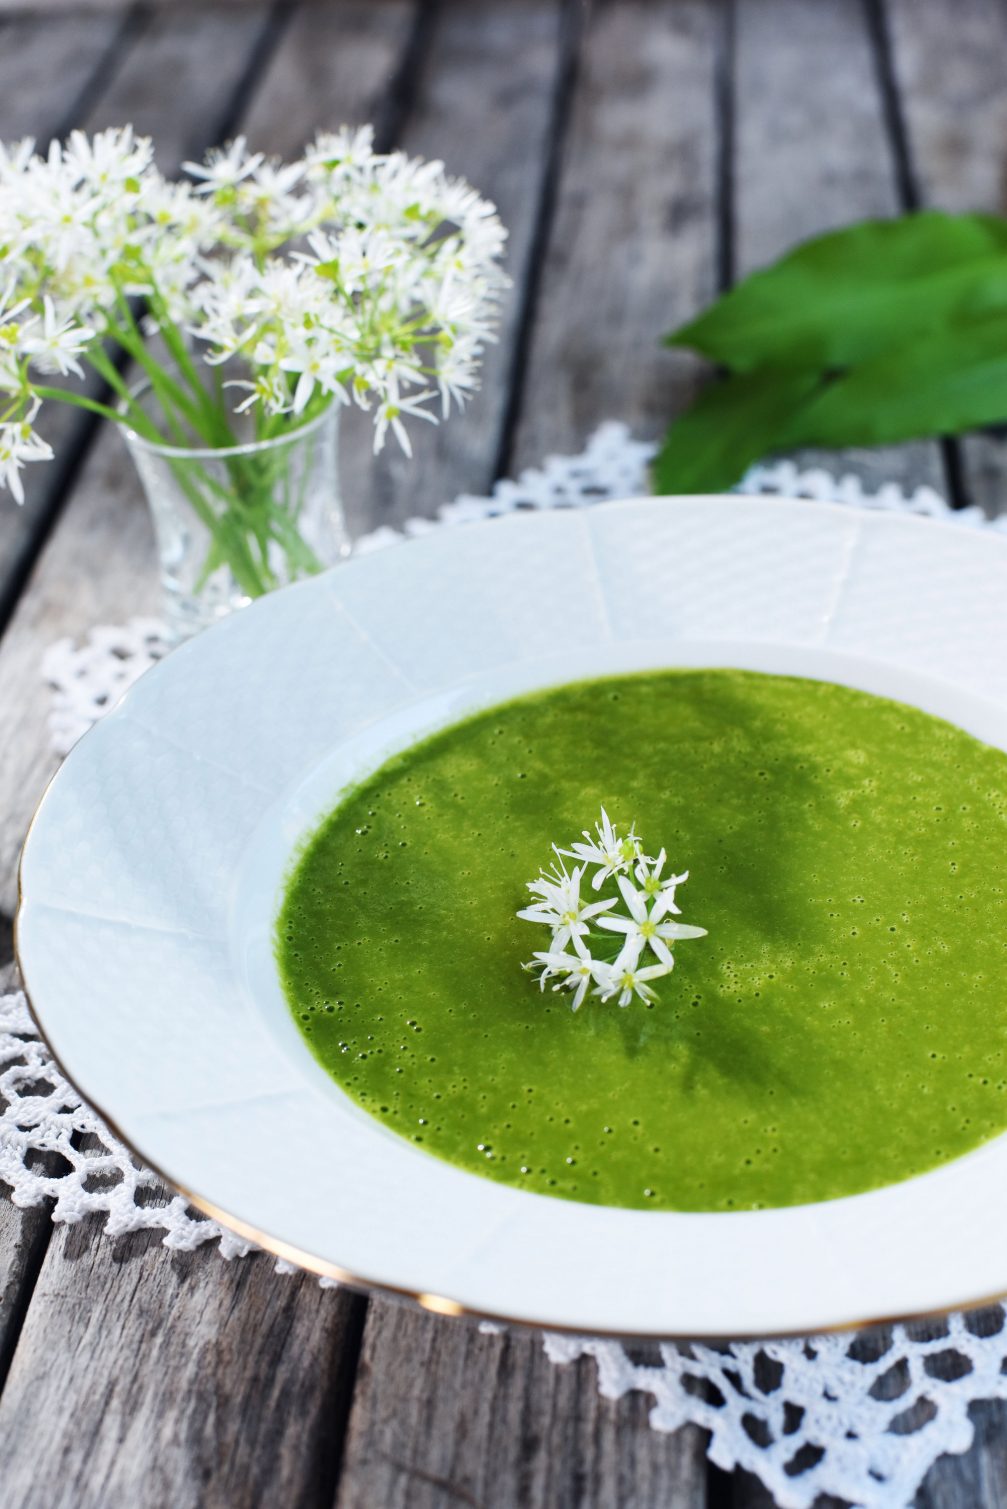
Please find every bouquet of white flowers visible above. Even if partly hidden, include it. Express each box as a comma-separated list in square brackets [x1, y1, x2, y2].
[519, 809, 707, 1011]
[0, 124, 507, 617]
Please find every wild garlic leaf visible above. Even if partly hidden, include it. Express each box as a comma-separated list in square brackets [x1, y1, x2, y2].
[666, 213, 1007, 372]
[783, 314, 1007, 448]
[651, 366, 823, 495]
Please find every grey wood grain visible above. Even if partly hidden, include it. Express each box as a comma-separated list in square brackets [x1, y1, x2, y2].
[83, 2, 278, 153]
[883, 0, 1007, 218]
[0, 1212, 366, 1509]
[335, 0, 569, 535]
[241, 0, 417, 161]
[337, 1304, 708, 1509]
[0, 9, 137, 622]
[509, 0, 723, 471]
[732, 0, 947, 498]
[0, 10, 127, 134]
[885, 0, 1007, 519]
[0, 955, 54, 1416]
[0, 1186, 49, 1397]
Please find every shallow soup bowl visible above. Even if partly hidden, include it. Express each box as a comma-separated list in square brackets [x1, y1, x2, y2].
[17, 494, 1007, 1338]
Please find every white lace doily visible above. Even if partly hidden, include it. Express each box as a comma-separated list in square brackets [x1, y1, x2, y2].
[10, 421, 1007, 1509]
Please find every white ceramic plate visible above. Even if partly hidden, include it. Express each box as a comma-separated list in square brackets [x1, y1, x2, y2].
[17, 496, 1007, 1339]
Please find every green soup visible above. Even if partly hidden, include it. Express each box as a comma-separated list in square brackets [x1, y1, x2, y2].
[276, 669, 1007, 1211]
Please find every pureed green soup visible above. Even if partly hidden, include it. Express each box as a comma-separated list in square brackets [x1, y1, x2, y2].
[276, 669, 1007, 1211]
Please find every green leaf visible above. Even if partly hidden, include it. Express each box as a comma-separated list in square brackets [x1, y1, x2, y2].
[780, 314, 1007, 449]
[652, 366, 824, 495]
[667, 213, 1007, 372]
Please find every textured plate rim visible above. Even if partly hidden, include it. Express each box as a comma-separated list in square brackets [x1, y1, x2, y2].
[16, 493, 1007, 1339]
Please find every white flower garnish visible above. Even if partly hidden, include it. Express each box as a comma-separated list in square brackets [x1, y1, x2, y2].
[634, 847, 688, 917]
[592, 958, 675, 1009]
[516, 854, 616, 951]
[596, 876, 707, 968]
[529, 945, 608, 1012]
[559, 806, 645, 891]
[520, 810, 707, 1010]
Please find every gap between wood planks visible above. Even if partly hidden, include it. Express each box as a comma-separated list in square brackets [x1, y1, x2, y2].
[0, 4, 142, 634]
[865, 0, 971, 512]
[714, 0, 736, 295]
[490, 0, 585, 482]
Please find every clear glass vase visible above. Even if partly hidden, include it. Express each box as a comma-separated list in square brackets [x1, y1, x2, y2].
[120, 386, 347, 640]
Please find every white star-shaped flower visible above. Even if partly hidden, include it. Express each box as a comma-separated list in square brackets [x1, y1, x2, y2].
[559, 806, 648, 891]
[183, 136, 263, 195]
[592, 957, 675, 1009]
[528, 945, 608, 1012]
[634, 848, 689, 919]
[596, 876, 707, 967]
[21, 297, 93, 378]
[517, 857, 616, 951]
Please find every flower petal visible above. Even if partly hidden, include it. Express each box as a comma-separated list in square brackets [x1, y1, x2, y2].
[648, 935, 675, 967]
[656, 922, 708, 940]
[617, 874, 648, 922]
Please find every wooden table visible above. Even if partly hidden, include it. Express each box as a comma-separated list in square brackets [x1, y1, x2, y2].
[1, 1, 1006, 1503]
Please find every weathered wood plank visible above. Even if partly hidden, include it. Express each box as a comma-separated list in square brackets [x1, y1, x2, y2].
[0, 952, 54, 1412]
[0, 1189, 49, 1397]
[241, 0, 416, 161]
[885, 0, 1007, 519]
[0, 9, 137, 622]
[0, 1212, 366, 1509]
[337, 1305, 708, 1509]
[339, 0, 571, 533]
[733, 0, 947, 497]
[0, 11, 128, 135]
[0, 0, 131, 9]
[883, 0, 1007, 217]
[509, 0, 722, 471]
[83, 2, 278, 152]
[338, 6, 718, 1506]
[735, 0, 900, 265]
